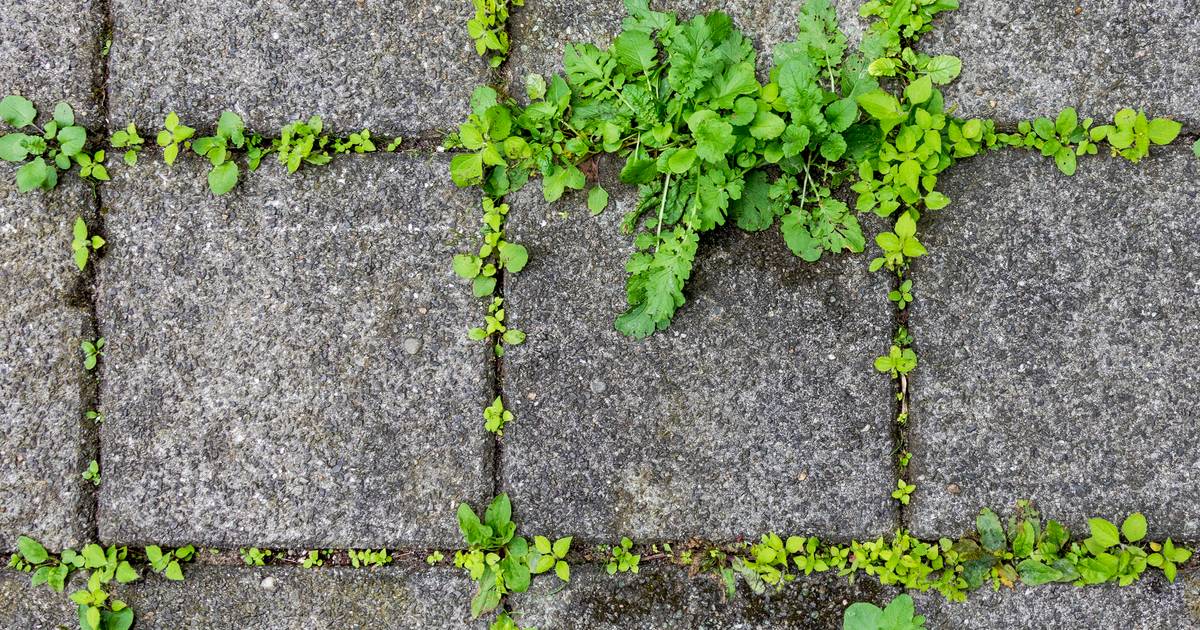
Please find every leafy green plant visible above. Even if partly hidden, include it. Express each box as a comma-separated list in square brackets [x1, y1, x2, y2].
[74, 150, 109, 181]
[348, 548, 393, 568]
[156, 112, 195, 166]
[191, 111, 246, 194]
[239, 547, 271, 566]
[467, 0, 524, 67]
[144, 544, 194, 581]
[0, 96, 92, 192]
[109, 123, 144, 166]
[869, 213, 926, 273]
[453, 198, 528, 297]
[888, 278, 913, 309]
[455, 493, 532, 618]
[1147, 537, 1191, 583]
[8, 536, 149, 630]
[82, 459, 101, 486]
[997, 107, 1180, 174]
[86, 409, 104, 424]
[468, 297, 526, 357]
[874, 344, 916, 377]
[843, 594, 925, 630]
[898, 450, 912, 468]
[532, 535, 572, 582]
[81, 337, 105, 370]
[301, 550, 327, 568]
[1086, 109, 1180, 164]
[891, 479, 915, 505]
[483, 396, 514, 435]
[490, 612, 536, 630]
[426, 550, 444, 565]
[274, 116, 334, 173]
[71, 217, 105, 271]
[1192, 137, 1200, 159]
[605, 537, 640, 575]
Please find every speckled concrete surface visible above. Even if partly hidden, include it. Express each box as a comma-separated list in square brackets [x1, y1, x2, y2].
[94, 154, 493, 548]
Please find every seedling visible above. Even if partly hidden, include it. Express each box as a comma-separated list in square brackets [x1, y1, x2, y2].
[426, 550, 444, 565]
[888, 279, 914, 309]
[532, 535, 572, 582]
[348, 548, 392, 568]
[0, 96, 92, 192]
[156, 112, 195, 165]
[891, 479, 916, 505]
[109, 122, 144, 165]
[81, 337, 105, 370]
[843, 594, 925, 630]
[468, 297, 526, 356]
[145, 544, 194, 581]
[605, 537, 640, 575]
[240, 547, 271, 566]
[71, 217, 105, 271]
[483, 396, 514, 435]
[81, 460, 100, 486]
[874, 345, 916, 378]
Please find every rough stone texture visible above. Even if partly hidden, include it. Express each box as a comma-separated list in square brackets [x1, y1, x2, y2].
[0, 0, 104, 128]
[0, 570, 78, 629]
[920, 1, 1200, 127]
[502, 161, 896, 542]
[908, 147, 1200, 540]
[119, 565, 476, 629]
[504, 0, 865, 93]
[108, 0, 489, 136]
[913, 573, 1200, 629]
[509, 563, 896, 629]
[0, 178, 94, 552]
[96, 154, 492, 548]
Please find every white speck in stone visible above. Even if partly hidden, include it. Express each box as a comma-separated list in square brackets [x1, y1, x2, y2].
[260, 576, 276, 591]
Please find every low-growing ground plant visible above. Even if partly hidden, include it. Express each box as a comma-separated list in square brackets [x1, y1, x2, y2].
[81, 337, 105, 370]
[81, 459, 101, 486]
[605, 537, 640, 575]
[71, 217, 105, 271]
[843, 593, 925, 630]
[239, 547, 271, 566]
[0, 96, 91, 191]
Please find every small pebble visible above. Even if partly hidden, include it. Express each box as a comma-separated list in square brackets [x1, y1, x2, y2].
[260, 576, 276, 591]
[798, 470, 808, 481]
[403, 337, 422, 355]
[590, 380, 607, 394]
[526, 392, 537, 400]
[418, 307, 428, 315]
[946, 483, 961, 495]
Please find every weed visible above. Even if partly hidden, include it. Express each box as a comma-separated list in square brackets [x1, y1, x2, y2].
[71, 217, 105, 271]
[81, 459, 100, 486]
[81, 337, 105, 371]
[605, 537, 640, 575]
[348, 548, 393, 568]
[843, 593, 925, 630]
[239, 547, 271, 566]
[483, 396, 514, 435]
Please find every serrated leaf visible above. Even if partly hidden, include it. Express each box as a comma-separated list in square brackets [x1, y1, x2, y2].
[924, 55, 961, 84]
[452, 254, 481, 279]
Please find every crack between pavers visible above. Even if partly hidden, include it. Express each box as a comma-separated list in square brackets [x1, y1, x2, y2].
[891, 273, 911, 531]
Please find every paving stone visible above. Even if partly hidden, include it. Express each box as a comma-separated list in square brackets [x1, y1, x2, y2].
[508, 563, 896, 629]
[0, 177, 94, 552]
[0, 0, 104, 128]
[919, 1, 1200, 127]
[504, 0, 865, 93]
[95, 154, 492, 548]
[501, 161, 896, 541]
[0, 570, 78, 629]
[912, 573, 1200, 629]
[108, 0, 489, 136]
[119, 565, 476, 629]
[908, 146, 1200, 540]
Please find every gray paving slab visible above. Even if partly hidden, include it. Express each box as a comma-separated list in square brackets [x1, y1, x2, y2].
[0, 178, 94, 552]
[0, 0, 104, 128]
[908, 146, 1200, 540]
[503, 0, 864, 94]
[108, 0, 489, 136]
[118, 565, 477, 629]
[920, 1, 1200, 127]
[501, 160, 896, 542]
[0, 570, 78, 629]
[95, 154, 492, 548]
[508, 563, 896, 629]
[912, 573, 1200, 629]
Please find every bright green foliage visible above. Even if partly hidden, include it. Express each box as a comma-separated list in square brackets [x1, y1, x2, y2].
[898, 450, 912, 468]
[869, 213, 925, 272]
[301, 550, 328, 568]
[156, 112, 195, 166]
[874, 344, 916, 378]
[1193, 137, 1200, 159]
[588, 185, 609, 215]
[888, 278, 913, 309]
[72, 217, 105, 271]
[109, 123, 144, 166]
[468, 297, 526, 357]
[858, 0, 961, 84]
[532, 535, 572, 582]
[1146, 537, 1191, 583]
[144, 544, 194, 581]
[490, 612, 536, 630]
[86, 409, 104, 424]
[239, 547, 271, 566]
[75, 150, 109, 181]
[192, 111, 246, 194]
[843, 594, 925, 630]
[453, 197, 528, 297]
[426, 550, 444, 565]
[81, 459, 101, 486]
[891, 479, 915, 504]
[81, 337, 105, 370]
[998, 107, 1181, 173]
[386, 136, 403, 152]
[605, 537, 640, 575]
[8, 535, 194, 630]
[0, 97, 95, 192]
[273, 116, 370, 173]
[455, 493, 543, 619]
[468, 0, 524, 67]
[348, 548, 393, 568]
[482, 396, 514, 435]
